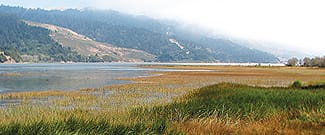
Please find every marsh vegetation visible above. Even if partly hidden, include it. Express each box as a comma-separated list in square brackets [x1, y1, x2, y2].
[0, 65, 324, 134]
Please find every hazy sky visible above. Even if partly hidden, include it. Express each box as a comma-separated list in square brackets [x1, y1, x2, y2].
[1, 0, 324, 56]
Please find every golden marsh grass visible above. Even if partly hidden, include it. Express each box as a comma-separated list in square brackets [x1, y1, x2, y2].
[0, 65, 324, 134]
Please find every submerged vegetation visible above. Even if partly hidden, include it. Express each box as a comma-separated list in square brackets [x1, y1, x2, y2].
[0, 66, 325, 134]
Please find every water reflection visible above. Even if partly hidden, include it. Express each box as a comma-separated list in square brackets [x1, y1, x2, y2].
[0, 63, 214, 93]
[0, 63, 149, 92]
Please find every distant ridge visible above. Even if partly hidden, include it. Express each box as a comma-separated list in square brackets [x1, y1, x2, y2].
[0, 5, 279, 63]
[0, 14, 154, 63]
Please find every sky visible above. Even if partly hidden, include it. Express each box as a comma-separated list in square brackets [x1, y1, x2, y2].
[1, 0, 324, 56]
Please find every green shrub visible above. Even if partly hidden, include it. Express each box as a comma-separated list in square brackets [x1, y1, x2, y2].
[292, 80, 303, 88]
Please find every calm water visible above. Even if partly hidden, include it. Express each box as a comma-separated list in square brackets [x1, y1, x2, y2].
[0, 62, 225, 93]
[0, 63, 160, 93]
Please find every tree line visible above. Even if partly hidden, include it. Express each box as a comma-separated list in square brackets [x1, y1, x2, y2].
[287, 56, 325, 67]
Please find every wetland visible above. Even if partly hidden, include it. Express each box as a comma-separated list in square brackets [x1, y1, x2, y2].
[0, 63, 324, 134]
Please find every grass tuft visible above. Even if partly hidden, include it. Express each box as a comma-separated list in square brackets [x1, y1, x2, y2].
[292, 80, 303, 88]
[0, 116, 168, 135]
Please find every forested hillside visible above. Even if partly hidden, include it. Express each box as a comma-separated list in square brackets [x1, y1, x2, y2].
[26, 21, 156, 62]
[0, 14, 85, 63]
[0, 5, 279, 63]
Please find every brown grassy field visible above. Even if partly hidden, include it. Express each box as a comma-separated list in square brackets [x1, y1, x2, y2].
[138, 65, 325, 87]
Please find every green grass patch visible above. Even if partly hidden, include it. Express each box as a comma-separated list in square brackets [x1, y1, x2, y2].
[291, 80, 303, 88]
[0, 116, 169, 135]
[137, 83, 325, 121]
[1, 83, 324, 134]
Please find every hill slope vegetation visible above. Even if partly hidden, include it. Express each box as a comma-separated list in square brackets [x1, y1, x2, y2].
[0, 14, 83, 63]
[0, 5, 279, 63]
[26, 21, 156, 62]
[0, 13, 155, 63]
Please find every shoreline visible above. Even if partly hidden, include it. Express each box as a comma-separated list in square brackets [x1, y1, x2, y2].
[1, 65, 325, 101]
[1, 65, 325, 95]
[0, 62, 286, 66]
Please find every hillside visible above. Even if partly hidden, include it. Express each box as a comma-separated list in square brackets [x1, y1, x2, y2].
[26, 21, 156, 62]
[0, 14, 154, 63]
[0, 14, 84, 63]
[0, 5, 279, 63]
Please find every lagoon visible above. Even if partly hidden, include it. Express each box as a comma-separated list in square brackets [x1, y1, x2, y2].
[0, 62, 237, 93]
[0, 63, 157, 93]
